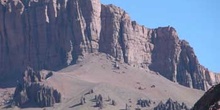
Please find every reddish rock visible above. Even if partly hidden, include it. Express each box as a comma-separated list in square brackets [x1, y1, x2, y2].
[99, 4, 153, 67]
[0, 0, 219, 91]
[13, 67, 61, 107]
[192, 84, 220, 110]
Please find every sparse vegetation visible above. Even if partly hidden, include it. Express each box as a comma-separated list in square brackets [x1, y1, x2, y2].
[81, 96, 86, 105]
[125, 103, 129, 110]
[154, 98, 189, 110]
[95, 94, 103, 109]
[137, 99, 152, 108]
[112, 100, 116, 106]
[85, 89, 94, 95]
[107, 96, 111, 102]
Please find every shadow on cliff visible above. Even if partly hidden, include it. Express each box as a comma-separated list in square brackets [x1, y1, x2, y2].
[3, 101, 40, 109]
[0, 80, 17, 88]
[192, 84, 220, 110]
[17, 102, 40, 109]
[0, 75, 21, 88]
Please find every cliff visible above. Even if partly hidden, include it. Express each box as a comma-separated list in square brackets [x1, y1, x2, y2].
[0, 0, 219, 90]
[192, 83, 220, 110]
[13, 67, 61, 107]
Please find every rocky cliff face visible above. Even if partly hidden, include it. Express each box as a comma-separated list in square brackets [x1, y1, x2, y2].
[0, 0, 219, 90]
[13, 67, 61, 107]
[192, 84, 220, 110]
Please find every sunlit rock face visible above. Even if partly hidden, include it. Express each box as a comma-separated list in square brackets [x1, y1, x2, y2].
[0, 0, 219, 90]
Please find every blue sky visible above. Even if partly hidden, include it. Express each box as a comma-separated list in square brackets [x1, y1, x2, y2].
[101, 0, 220, 73]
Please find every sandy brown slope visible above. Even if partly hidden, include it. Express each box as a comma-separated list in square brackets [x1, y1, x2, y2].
[1, 53, 204, 110]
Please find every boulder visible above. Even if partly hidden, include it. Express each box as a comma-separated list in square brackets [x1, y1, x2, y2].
[13, 67, 61, 107]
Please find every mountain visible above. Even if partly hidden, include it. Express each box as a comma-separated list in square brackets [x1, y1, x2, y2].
[192, 83, 220, 110]
[0, 0, 219, 109]
[0, 0, 219, 91]
[1, 53, 204, 109]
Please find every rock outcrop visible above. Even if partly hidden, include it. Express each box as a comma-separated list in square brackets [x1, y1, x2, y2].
[0, 0, 219, 90]
[137, 99, 153, 108]
[13, 67, 61, 107]
[192, 84, 220, 110]
[154, 98, 189, 110]
[149, 28, 220, 90]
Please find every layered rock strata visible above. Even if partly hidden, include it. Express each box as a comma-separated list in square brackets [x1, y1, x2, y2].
[0, 0, 219, 90]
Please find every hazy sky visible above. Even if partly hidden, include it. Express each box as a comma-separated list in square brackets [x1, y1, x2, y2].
[101, 0, 220, 73]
